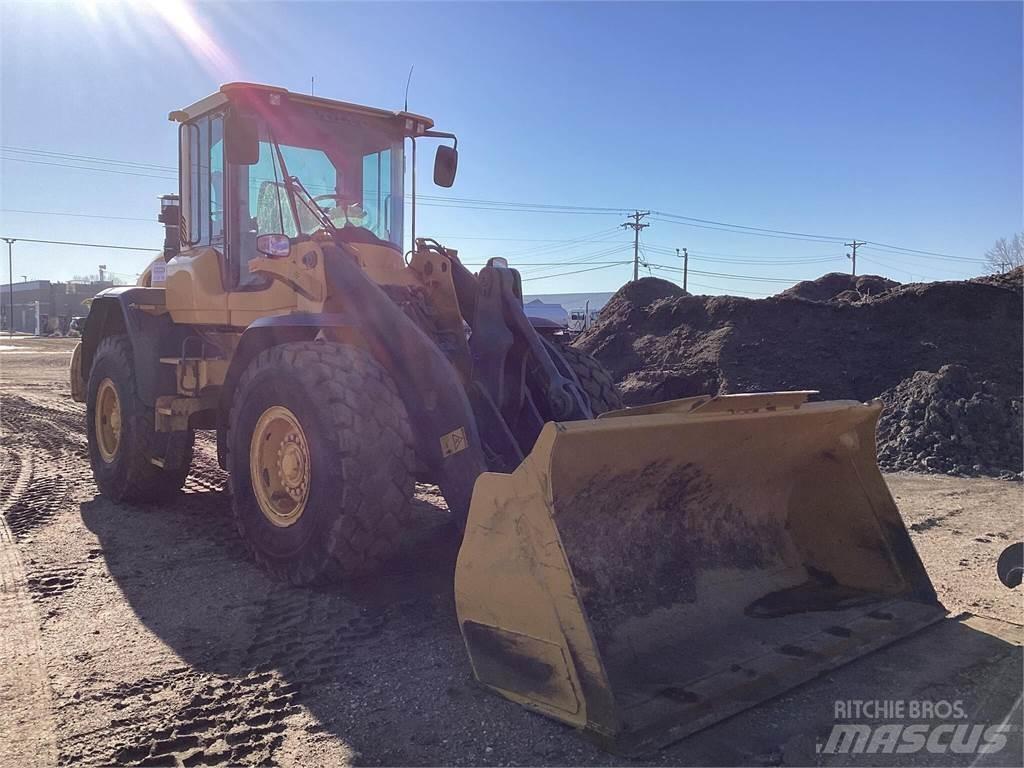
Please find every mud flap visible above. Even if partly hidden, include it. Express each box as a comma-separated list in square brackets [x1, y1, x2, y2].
[454, 393, 945, 755]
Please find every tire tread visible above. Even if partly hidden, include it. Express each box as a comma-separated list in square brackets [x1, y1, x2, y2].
[228, 341, 416, 584]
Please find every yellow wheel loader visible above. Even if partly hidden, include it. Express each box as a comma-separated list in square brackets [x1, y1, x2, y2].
[71, 83, 944, 754]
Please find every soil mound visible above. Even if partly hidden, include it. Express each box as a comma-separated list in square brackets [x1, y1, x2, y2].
[777, 272, 900, 303]
[876, 365, 1022, 478]
[575, 271, 1023, 477]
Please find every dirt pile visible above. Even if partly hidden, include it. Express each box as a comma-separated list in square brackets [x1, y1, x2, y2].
[876, 365, 1022, 478]
[574, 271, 1023, 477]
[777, 272, 899, 303]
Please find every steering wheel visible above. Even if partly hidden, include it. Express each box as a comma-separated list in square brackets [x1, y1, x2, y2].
[311, 194, 366, 229]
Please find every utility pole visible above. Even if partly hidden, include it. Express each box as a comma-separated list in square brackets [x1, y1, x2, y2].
[3, 238, 14, 337]
[845, 240, 865, 276]
[621, 210, 650, 281]
[677, 247, 689, 293]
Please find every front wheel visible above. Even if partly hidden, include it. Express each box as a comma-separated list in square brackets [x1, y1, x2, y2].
[228, 341, 416, 585]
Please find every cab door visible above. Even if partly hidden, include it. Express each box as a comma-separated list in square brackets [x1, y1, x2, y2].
[165, 113, 230, 325]
[225, 132, 298, 327]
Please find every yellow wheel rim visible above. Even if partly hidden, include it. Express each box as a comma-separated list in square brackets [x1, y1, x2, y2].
[95, 378, 122, 463]
[250, 405, 311, 527]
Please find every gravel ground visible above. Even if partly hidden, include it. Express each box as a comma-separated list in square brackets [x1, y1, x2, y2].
[1, 337, 1021, 767]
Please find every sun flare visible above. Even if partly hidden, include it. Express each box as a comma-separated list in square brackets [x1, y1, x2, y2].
[69, 0, 240, 80]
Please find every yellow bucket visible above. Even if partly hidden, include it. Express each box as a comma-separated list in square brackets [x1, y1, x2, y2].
[455, 392, 944, 755]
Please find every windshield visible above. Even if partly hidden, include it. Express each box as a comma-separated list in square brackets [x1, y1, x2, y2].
[238, 107, 403, 248]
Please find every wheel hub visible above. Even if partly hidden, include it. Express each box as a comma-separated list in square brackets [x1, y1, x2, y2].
[95, 377, 122, 463]
[250, 405, 311, 527]
[277, 435, 308, 501]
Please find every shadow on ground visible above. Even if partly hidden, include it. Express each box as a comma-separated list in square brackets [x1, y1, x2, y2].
[80, 487, 1023, 767]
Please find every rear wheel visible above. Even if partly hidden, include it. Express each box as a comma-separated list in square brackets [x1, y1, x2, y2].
[555, 343, 624, 415]
[86, 335, 193, 502]
[228, 341, 416, 585]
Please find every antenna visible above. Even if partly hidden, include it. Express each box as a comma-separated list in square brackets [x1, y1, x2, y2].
[404, 66, 414, 112]
[310, 75, 315, 96]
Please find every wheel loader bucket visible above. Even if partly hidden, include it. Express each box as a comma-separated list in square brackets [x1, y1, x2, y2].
[454, 392, 944, 755]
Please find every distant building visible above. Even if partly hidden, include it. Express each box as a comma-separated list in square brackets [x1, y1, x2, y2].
[524, 292, 614, 333]
[523, 298, 570, 329]
[0, 279, 114, 334]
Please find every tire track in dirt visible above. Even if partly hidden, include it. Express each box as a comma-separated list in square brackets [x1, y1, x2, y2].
[0, 443, 59, 767]
[0, 396, 92, 540]
[185, 432, 229, 495]
[72, 589, 388, 767]
[0, 394, 384, 765]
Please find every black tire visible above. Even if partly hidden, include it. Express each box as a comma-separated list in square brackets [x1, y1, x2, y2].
[228, 341, 416, 585]
[557, 343, 624, 415]
[86, 335, 193, 502]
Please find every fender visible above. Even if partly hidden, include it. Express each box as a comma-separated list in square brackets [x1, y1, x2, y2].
[80, 288, 188, 407]
[220, 311, 364, 421]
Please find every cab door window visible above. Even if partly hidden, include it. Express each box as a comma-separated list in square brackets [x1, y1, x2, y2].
[183, 114, 224, 249]
[361, 148, 393, 243]
[209, 115, 225, 245]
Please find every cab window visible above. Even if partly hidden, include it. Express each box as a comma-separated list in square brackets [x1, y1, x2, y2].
[209, 115, 225, 245]
[183, 113, 224, 248]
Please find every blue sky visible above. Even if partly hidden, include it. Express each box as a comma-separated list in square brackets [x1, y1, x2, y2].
[1, 1, 1021, 296]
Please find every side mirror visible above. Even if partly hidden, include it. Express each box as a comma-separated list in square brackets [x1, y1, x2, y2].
[225, 112, 259, 166]
[433, 145, 458, 188]
[256, 234, 290, 258]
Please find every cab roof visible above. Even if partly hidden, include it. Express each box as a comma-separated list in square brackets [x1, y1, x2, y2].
[168, 82, 435, 135]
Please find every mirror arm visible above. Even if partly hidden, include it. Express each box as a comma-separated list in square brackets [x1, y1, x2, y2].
[422, 129, 457, 150]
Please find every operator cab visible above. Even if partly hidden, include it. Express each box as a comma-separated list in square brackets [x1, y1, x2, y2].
[161, 82, 456, 322]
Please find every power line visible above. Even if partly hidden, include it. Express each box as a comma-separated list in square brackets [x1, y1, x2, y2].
[430, 233, 616, 243]
[409, 199, 620, 216]
[2, 149, 623, 215]
[464, 260, 627, 268]
[685, 281, 766, 297]
[1, 208, 155, 223]
[650, 211, 846, 244]
[1, 146, 176, 172]
[0, 233, 632, 271]
[861, 242, 983, 264]
[0, 233, 925, 289]
[679, 246, 844, 262]
[2, 143, 982, 266]
[1, 156, 176, 181]
[0, 212, 627, 252]
[649, 215, 848, 244]
[645, 264, 769, 296]
[856, 255, 923, 280]
[644, 264, 806, 283]
[643, 242, 843, 265]
[500, 227, 624, 259]
[519, 261, 631, 283]
[414, 194, 624, 214]
[513, 244, 631, 279]
[0, 236, 160, 252]
[515, 244, 629, 269]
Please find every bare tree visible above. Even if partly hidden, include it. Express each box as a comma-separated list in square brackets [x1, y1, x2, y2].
[985, 233, 1024, 273]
